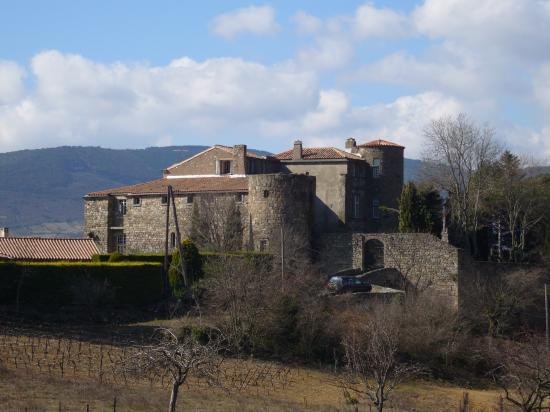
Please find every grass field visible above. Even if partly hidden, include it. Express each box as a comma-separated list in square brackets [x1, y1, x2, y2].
[0, 322, 510, 412]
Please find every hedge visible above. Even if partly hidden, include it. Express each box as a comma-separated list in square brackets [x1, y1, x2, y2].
[92, 251, 272, 265]
[92, 253, 167, 263]
[0, 261, 163, 306]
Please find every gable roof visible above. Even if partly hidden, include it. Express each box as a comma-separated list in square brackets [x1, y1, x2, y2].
[166, 145, 275, 171]
[275, 147, 362, 161]
[0, 237, 99, 261]
[358, 139, 404, 148]
[86, 176, 249, 197]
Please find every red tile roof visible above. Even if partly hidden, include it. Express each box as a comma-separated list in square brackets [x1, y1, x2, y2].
[86, 176, 249, 197]
[275, 147, 362, 160]
[0, 237, 99, 261]
[358, 139, 404, 148]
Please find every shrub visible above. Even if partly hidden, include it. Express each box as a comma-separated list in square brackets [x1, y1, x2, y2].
[168, 239, 203, 298]
[108, 251, 124, 262]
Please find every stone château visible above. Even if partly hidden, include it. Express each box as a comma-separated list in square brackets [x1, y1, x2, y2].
[84, 138, 404, 255]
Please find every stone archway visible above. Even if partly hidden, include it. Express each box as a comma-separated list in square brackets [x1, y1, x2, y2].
[364, 239, 384, 270]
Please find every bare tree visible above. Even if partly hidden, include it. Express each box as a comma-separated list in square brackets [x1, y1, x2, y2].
[190, 194, 243, 251]
[484, 152, 547, 262]
[203, 256, 275, 352]
[340, 304, 424, 411]
[423, 113, 500, 255]
[124, 328, 224, 412]
[489, 337, 550, 412]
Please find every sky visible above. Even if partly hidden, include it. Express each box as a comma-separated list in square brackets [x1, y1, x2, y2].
[1, 0, 550, 159]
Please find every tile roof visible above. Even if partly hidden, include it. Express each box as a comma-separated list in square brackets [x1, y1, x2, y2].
[275, 147, 362, 160]
[358, 139, 404, 148]
[86, 176, 249, 197]
[0, 237, 99, 261]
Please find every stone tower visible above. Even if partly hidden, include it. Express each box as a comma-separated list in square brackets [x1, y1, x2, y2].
[247, 173, 315, 253]
[356, 140, 404, 232]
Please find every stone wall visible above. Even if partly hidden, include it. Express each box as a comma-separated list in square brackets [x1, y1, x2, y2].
[166, 147, 235, 176]
[84, 198, 111, 252]
[280, 162, 347, 233]
[85, 194, 250, 253]
[315, 233, 461, 307]
[247, 173, 315, 253]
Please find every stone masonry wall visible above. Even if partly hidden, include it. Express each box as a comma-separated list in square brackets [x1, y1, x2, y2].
[247, 174, 315, 253]
[84, 198, 111, 253]
[350, 233, 459, 307]
[85, 193, 249, 253]
[167, 147, 235, 176]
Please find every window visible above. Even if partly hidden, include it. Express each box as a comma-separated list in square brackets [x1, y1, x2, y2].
[219, 160, 232, 175]
[132, 197, 141, 206]
[353, 194, 360, 218]
[372, 158, 381, 178]
[186, 194, 194, 204]
[116, 233, 126, 253]
[372, 199, 380, 219]
[259, 239, 269, 252]
[161, 195, 168, 205]
[263, 190, 269, 198]
[170, 232, 176, 248]
[117, 199, 127, 215]
[236, 193, 245, 203]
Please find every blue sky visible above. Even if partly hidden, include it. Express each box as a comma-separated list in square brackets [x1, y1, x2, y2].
[1, 0, 550, 159]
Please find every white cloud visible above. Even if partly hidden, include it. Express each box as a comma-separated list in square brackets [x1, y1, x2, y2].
[0, 51, 318, 152]
[534, 63, 550, 112]
[302, 90, 349, 132]
[355, 52, 487, 98]
[297, 36, 354, 70]
[262, 91, 464, 158]
[210, 5, 280, 39]
[353, 3, 410, 39]
[292, 11, 322, 34]
[0, 61, 25, 105]
[413, 0, 550, 62]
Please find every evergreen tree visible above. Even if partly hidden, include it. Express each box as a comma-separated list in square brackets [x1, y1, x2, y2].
[398, 182, 442, 236]
[168, 239, 203, 298]
[398, 182, 417, 233]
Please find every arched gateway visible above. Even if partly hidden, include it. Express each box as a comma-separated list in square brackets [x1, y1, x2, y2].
[364, 239, 384, 270]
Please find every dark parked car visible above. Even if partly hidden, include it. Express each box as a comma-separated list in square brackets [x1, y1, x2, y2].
[326, 276, 372, 294]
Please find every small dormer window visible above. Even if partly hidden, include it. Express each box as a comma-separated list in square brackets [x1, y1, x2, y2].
[219, 160, 232, 175]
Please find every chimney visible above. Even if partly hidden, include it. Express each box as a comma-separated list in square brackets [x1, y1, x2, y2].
[292, 140, 303, 160]
[233, 144, 247, 175]
[0, 228, 9, 238]
[345, 137, 357, 153]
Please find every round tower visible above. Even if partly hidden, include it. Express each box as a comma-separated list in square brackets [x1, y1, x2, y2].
[357, 139, 404, 232]
[247, 173, 315, 253]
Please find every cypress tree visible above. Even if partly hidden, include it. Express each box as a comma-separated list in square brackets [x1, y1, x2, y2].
[398, 182, 417, 233]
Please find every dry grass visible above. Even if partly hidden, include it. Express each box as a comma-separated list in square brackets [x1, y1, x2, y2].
[0, 324, 511, 411]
